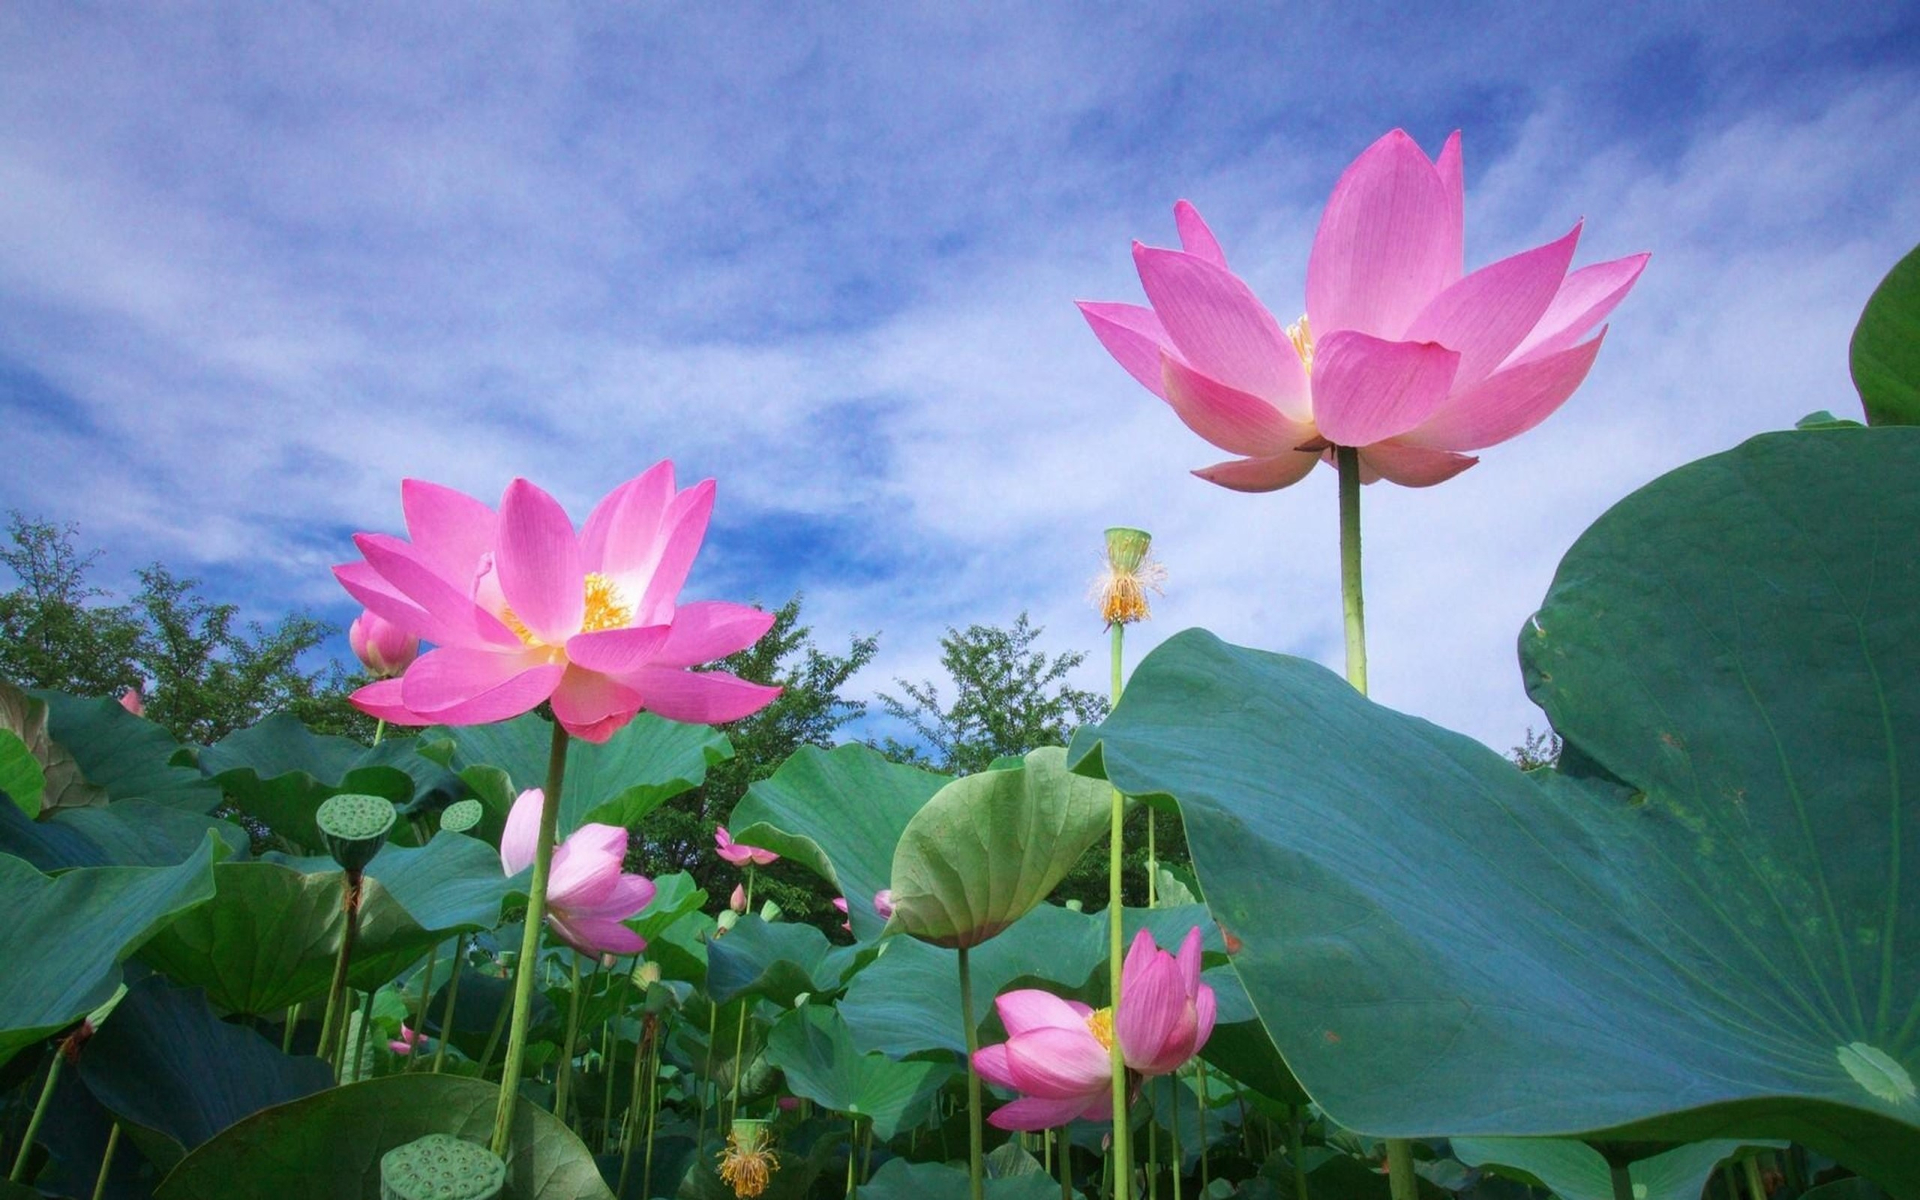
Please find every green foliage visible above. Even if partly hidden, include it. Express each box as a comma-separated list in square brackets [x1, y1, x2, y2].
[1852, 240, 1920, 425]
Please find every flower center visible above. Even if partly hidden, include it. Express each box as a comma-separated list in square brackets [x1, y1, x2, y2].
[1085, 1006, 1115, 1051]
[501, 572, 632, 646]
[1287, 314, 1315, 374]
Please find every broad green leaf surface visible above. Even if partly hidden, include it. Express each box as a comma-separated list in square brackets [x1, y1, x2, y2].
[200, 714, 461, 851]
[884, 746, 1111, 948]
[76, 975, 333, 1160]
[1852, 241, 1920, 425]
[861, 1159, 1059, 1200]
[1451, 1138, 1772, 1200]
[153, 1074, 612, 1200]
[0, 798, 248, 870]
[0, 729, 44, 818]
[1070, 430, 1920, 1194]
[0, 832, 224, 1067]
[4, 683, 104, 814]
[706, 915, 867, 1007]
[140, 832, 516, 1014]
[420, 710, 730, 835]
[764, 1005, 956, 1137]
[729, 743, 949, 942]
[38, 691, 221, 812]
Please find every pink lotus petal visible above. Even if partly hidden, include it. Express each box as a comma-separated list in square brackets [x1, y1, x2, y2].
[988, 1093, 1108, 1132]
[334, 561, 435, 643]
[1132, 244, 1308, 413]
[547, 912, 645, 957]
[635, 480, 716, 627]
[401, 479, 497, 589]
[398, 647, 564, 722]
[497, 479, 585, 646]
[872, 889, 894, 918]
[1307, 129, 1459, 340]
[118, 687, 144, 716]
[1175, 927, 1204, 994]
[1173, 200, 1228, 268]
[649, 602, 776, 670]
[1193, 982, 1217, 1053]
[1404, 333, 1606, 452]
[349, 678, 432, 726]
[1161, 354, 1315, 456]
[1191, 451, 1321, 493]
[998, 989, 1098, 1037]
[1004, 1026, 1112, 1098]
[1403, 223, 1581, 390]
[973, 1043, 1017, 1090]
[1357, 440, 1479, 487]
[353, 534, 521, 649]
[563, 626, 673, 679]
[581, 462, 676, 580]
[550, 665, 646, 743]
[1509, 253, 1649, 364]
[626, 668, 781, 725]
[572, 871, 656, 920]
[1116, 956, 1186, 1073]
[1310, 331, 1459, 447]
[1433, 131, 1465, 286]
[548, 823, 628, 907]
[1078, 301, 1177, 400]
[501, 788, 543, 876]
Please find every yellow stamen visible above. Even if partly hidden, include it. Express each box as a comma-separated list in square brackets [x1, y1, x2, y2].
[1090, 528, 1167, 628]
[1287, 314, 1314, 374]
[718, 1123, 779, 1199]
[1085, 1006, 1115, 1051]
[499, 572, 633, 646]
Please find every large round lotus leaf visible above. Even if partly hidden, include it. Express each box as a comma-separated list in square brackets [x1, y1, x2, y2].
[884, 746, 1111, 949]
[0, 832, 224, 1067]
[1451, 1138, 1776, 1200]
[139, 833, 515, 1014]
[1068, 429, 1920, 1193]
[727, 743, 950, 942]
[0, 796, 248, 871]
[37, 690, 222, 812]
[706, 915, 869, 1007]
[763, 1005, 956, 1139]
[417, 711, 729, 838]
[152, 1074, 612, 1200]
[2, 682, 103, 816]
[1853, 241, 1920, 425]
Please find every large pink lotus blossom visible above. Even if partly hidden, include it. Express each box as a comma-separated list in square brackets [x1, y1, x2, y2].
[335, 462, 780, 742]
[350, 609, 420, 679]
[974, 926, 1217, 1130]
[1080, 130, 1647, 490]
[502, 787, 656, 955]
[714, 825, 778, 867]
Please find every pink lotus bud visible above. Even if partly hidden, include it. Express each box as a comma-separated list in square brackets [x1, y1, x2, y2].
[349, 609, 419, 679]
[872, 889, 894, 919]
[777, 1096, 800, 1112]
[389, 1023, 423, 1056]
[118, 688, 144, 717]
[730, 883, 747, 913]
[832, 896, 850, 933]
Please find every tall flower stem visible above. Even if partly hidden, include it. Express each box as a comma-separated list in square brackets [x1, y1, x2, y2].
[958, 945, 985, 1200]
[477, 958, 514, 1078]
[728, 865, 758, 1123]
[617, 1013, 658, 1198]
[488, 720, 570, 1157]
[7, 1051, 61, 1182]
[281, 1002, 300, 1054]
[431, 935, 466, 1074]
[408, 939, 441, 1072]
[318, 869, 367, 1079]
[1107, 620, 1132, 1200]
[1335, 446, 1415, 1199]
[555, 955, 584, 1124]
[89, 1121, 120, 1200]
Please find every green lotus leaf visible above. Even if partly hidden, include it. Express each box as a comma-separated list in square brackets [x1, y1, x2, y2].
[418, 710, 730, 836]
[763, 1005, 956, 1138]
[152, 1074, 612, 1199]
[1852, 240, 1920, 425]
[883, 747, 1111, 949]
[1451, 1138, 1779, 1200]
[728, 743, 949, 942]
[0, 831, 225, 1067]
[3, 682, 103, 816]
[36, 690, 222, 812]
[860, 1159, 1059, 1200]
[706, 915, 868, 1008]
[0, 796, 248, 870]
[1069, 429, 1920, 1193]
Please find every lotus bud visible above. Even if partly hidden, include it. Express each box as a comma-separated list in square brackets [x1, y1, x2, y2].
[1091, 527, 1166, 628]
[717, 1118, 779, 1199]
[316, 792, 397, 875]
[600, 952, 618, 970]
[350, 609, 420, 680]
[730, 883, 747, 913]
[378, 1133, 505, 1200]
[118, 687, 144, 716]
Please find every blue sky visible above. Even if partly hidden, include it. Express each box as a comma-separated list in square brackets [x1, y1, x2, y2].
[3, 2, 1917, 753]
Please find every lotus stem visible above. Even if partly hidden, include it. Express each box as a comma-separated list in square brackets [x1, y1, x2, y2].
[728, 871, 753, 1125]
[349, 987, 375, 1080]
[408, 939, 441, 1071]
[1148, 1107, 1158, 1200]
[1170, 1080, 1182, 1200]
[1742, 1155, 1766, 1200]
[1059, 1127, 1072, 1200]
[1146, 813, 1157, 907]
[699, 1001, 718, 1152]
[318, 868, 367, 1079]
[1194, 1061, 1209, 1195]
[7, 1051, 61, 1182]
[281, 1002, 301, 1054]
[89, 1121, 120, 1200]
[1287, 1107, 1307, 1200]
[1107, 620, 1132, 1200]
[958, 944, 985, 1200]
[617, 1012, 657, 1197]
[556, 955, 584, 1125]
[488, 720, 570, 1157]
[372, 718, 386, 747]
[432, 935, 466, 1074]
[1611, 1163, 1636, 1200]
[642, 1021, 663, 1200]
[844, 1117, 858, 1200]
[601, 956, 632, 1151]
[477, 960, 513, 1078]
[1335, 445, 1368, 695]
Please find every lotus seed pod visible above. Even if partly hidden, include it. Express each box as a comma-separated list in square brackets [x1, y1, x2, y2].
[438, 799, 483, 835]
[1103, 526, 1152, 573]
[316, 792, 397, 874]
[378, 1133, 505, 1200]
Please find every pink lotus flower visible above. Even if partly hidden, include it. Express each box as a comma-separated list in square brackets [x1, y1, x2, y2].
[1115, 927, 1217, 1077]
[872, 889, 894, 919]
[389, 1023, 424, 1055]
[714, 826, 778, 867]
[1080, 130, 1647, 490]
[118, 688, 144, 717]
[832, 896, 850, 933]
[335, 462, 781, 742]
[349, 609, 420, 679]
[502, 787, 656, 955]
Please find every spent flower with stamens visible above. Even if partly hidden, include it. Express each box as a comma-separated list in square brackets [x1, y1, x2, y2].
[717, 1119, 779, 1199]
[1090, 526, 1167, 627]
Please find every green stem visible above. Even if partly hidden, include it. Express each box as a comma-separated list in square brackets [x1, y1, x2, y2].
[618, 1014, 657, 1198]
[642, 1022, 662, 1199]
[488, 720, 570, 1157]
[1059, 1125, 1072, 1200]
[1148, 1103, 1158, 1200]
[959, 945, 985, 1200]
[1611, 1163, 1637, 1200]
[281, 1002, 301, 1055]
[316, 872, 365, 1075]
[601, 956, 631, 1151]
[1107, 621, 1132, 1200]
[1336, 445, 1368, 695]
[349, 986, 375, 1079]
[845, 1118, 859, 1200]
[7, 1051, 61, 1182]
[1742, 1155, 1766, 1200]
[432, 936, 466, 1074]
[1170, 1080, 1183, 1200]
[90, 1121, 120, 1200]
[1146, 813, 1157, 907]
[698, 1001, 718, 1152]
[1194, 1060, 1209, 1197]
[477, 962, 513, 1078]
[409, 939, 440, 1072]
[1288, 1107, 1307, 1200]
[555, 955, 583, 1124]
[372, 718, 386, 747]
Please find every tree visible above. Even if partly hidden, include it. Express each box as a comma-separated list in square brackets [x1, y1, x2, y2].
[877, 612, 1108, 775]
[0, 514, 142, 697]
[1510, 726, 1563, 771]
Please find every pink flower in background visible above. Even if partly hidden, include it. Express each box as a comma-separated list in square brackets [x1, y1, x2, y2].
[832, 896, 850, 932]
[872, 889, 894, 919]
[389, 1023, 424, 1055]
[349, 609, 420, 679]
[714, 826, 778, 867]
[335, 461, 781, 742]
[973, 991, 1115, 1131]
[1114, 927, 1217, 1077]
[1080, 129, 1647, 490]
[502, 788, 655, 955]
[118, 688, 144, 717]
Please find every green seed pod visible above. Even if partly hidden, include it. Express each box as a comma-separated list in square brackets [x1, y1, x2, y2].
[378, 1133, 505, 1200]
[316, 793, 397, 874]
[438, 799, 483, 835]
